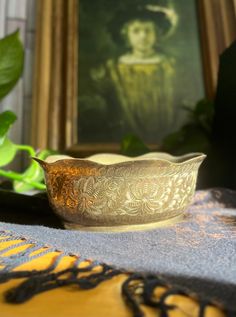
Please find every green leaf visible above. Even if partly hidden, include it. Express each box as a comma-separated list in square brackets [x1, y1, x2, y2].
[162, 130, 185, 152]
[162, 125, 210, 155]
[0, 30, 24, 101]
[194, 99, 214, 117]
[173, 131, 210, 154]
[120, 134, 149, 157]
[13, 161, 43, 193]
[0, 137, 17, 167]
[0, 111, 17, 145]
[37, 149, 58, 160]
[13, 149, 55, 193]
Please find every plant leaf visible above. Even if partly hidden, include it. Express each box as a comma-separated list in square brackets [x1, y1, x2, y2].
[194, 99, 214, 117]
[13, 161, 43, 193]
[0, 111, 17, 145]
[13, 149, 55, 193]
[162, 130, 185, 152]
[120, 134, 149, 157]
[0, 137, 17, 167]
[0, 30, 24, 101]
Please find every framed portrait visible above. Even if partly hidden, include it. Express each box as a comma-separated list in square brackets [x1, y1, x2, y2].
[77, 0, 204, 148]
[31, 0, 236, 156]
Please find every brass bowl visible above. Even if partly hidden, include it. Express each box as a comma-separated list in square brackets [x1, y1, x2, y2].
[34, 152, 206, 231]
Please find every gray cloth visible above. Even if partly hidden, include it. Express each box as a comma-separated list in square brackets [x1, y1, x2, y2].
[1, 188, 236, 310]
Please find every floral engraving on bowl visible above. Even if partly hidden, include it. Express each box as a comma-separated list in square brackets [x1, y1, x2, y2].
[55, 172, 197, 218]
[76, 177, 106, 215]
[125, 179, 166, 215]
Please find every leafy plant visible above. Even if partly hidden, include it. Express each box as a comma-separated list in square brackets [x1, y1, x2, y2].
[0, 111, 55, 192]
[120, 99, 214, 157]
[0, 30, 24, 100]
[162, 99, 214, 155]
[120, 133, 150, 157]
[0, 31, 54, 193]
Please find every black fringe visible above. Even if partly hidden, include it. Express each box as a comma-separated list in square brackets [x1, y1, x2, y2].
[5, 263, 122, 303]
[121, 273, 231, 317]
[122, 274, 177, 317]
[2, 265, 233, 317]
[0, 253, 64, 283]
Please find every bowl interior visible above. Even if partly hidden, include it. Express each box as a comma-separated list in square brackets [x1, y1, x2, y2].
[85, 152, 205, 165]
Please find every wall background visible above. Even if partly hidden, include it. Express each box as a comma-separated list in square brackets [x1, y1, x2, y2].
[0, 0, 36, 154]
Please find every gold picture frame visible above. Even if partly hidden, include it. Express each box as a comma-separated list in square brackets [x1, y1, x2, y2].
[31, 0, 236, 157]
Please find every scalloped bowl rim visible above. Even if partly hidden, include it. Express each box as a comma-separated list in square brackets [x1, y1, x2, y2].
[44, 152, 206, 167]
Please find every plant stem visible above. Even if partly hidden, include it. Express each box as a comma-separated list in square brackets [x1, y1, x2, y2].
[0, 169, 46, 190]
[14, 144, 36, 157]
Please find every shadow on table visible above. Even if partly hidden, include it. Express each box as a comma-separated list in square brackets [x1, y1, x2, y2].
[0, 190, 63, 229]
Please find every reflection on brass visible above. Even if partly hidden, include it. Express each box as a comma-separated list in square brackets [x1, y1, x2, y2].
[34, 152, 206, 231]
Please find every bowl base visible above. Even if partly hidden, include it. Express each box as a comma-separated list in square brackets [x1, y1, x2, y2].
[63, 213, 185, 232]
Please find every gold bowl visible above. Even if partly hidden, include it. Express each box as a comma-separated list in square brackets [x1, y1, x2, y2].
[34, 152, 206, 231]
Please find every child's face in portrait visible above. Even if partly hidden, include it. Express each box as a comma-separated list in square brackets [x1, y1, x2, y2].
[126, 20, 157, 53]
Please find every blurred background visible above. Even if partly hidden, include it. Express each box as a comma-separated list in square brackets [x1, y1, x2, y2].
[0, 0, 236, 189]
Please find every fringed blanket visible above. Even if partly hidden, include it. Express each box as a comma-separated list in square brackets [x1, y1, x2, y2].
[0, 188, 236, 317]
